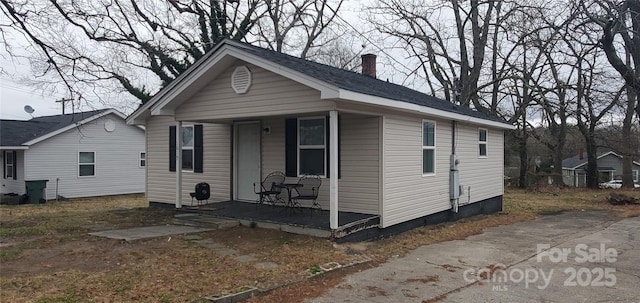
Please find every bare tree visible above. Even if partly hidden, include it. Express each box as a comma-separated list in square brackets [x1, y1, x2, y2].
[1, 0, 263, 107]
[578, 0, 640, 187]
[366, 0, 510, 111]
[1, 0, 347, 113]
[253, 0, 345, 59]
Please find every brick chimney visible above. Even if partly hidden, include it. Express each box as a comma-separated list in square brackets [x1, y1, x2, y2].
[578, 148, 584, 160]
[361, 54, 377, 78]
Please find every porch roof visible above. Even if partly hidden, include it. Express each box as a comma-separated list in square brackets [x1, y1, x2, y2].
[127, 40, 514, 130]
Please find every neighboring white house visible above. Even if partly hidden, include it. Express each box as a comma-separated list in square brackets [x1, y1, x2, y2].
[126, 39, 514, 239]
[562, 151, 640, 187]
[1, 109, 145, 200]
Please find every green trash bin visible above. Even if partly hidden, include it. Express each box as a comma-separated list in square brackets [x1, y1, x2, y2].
[25, 180, 48, 204]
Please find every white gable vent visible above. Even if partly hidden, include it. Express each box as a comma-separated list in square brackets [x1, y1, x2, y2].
[231, 65, 252, 94]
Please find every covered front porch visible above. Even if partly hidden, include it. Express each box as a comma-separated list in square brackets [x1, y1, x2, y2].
[178, 200, 380, 240]
[167, 107, 382, 235]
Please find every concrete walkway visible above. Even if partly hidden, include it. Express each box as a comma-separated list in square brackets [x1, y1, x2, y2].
[306, 211, 640, 303]
[89, 225, 213, 241]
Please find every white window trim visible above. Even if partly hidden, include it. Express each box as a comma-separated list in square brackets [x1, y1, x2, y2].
[4, 151, 14, 179]
[297, 116, 326, 177]
[422, 120, 436, 176]
[139, 152, 146, 167]
[181, 125, 194, 172]
[478, 128, 488, 158]
[633, 170, 639, 182]
[78, 151, 96, 178]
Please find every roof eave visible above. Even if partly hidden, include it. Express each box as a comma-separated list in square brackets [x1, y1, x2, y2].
[0, 146, 28, 150]
[337, 90, 515, 129]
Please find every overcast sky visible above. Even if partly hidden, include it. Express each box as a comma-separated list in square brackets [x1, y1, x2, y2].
[0, 48, 110, 120]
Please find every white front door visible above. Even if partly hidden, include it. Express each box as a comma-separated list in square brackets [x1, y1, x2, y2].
[235, 122, 261, 201]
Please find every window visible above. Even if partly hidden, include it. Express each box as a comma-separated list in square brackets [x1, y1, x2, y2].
[298, 117, 325, 176]
[78, 152, 95, 177]
[139, 152, 146, 167]
[634, 170, 639, 183]
[479, 128, 488, 157]
[169, 125, 203, 173]
[182, 126, 194, 170]
[4, 151, 14, 179]
[422, 120, 435, 175]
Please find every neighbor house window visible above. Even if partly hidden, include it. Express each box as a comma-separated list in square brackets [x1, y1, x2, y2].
[298, 117, 325, 176]
[139, 152, 146, 167]
[4, 151, 14, 179]
[182, 126, 194, 170]
[479, 128, 488, 157]
[78, 152, 95, 177]
[422, 120, 436, 175]
[634, 170, 639, 183]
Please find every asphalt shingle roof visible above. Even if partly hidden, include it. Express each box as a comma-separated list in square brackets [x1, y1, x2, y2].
[562, 151, 617, 169]
[0, 109, 108, 147]
[233, 41, 507, 124]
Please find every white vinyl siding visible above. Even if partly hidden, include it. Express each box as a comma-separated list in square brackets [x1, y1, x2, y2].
[175, 62, 334, 121]
[382, 116, 504, 228]
[383, 115, 451, 228]
[633, 170, 638, 183]
[24, 113, 145, 199]
[145, 116, 231, 204]
[260, 114, 380, 214]
[456, 123, 504, 204]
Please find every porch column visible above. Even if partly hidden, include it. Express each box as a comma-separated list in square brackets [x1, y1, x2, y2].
[176, 121, 183, 208]
[329, 110, 339, 229]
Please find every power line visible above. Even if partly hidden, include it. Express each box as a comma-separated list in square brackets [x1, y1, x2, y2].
[0, 82, 65, 99]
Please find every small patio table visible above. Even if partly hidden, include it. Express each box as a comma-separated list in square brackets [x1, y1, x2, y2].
[277, 183, 303, 208]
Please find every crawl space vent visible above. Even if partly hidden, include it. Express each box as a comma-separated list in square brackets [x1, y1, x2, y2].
[231, 65, 252, 94]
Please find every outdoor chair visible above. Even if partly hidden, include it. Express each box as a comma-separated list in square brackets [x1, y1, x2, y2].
[253, 171, 286, 206]
[190, 182, 210, 205]
[290, 175, 322, 211]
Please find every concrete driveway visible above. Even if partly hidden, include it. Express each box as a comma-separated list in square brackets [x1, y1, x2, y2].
[306, 211, 640, 303]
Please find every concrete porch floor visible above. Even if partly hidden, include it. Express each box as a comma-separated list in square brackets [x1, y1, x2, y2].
[179, 200, 380, 239]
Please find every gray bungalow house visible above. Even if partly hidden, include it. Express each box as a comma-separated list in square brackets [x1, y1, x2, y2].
[126, 39, 514, 240]
[562, 151, 640, 187]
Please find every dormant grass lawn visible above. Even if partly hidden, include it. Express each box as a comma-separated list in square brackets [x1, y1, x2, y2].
[0, 188, 638, 302]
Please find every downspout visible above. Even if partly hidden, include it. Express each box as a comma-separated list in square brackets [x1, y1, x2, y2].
[176, 121, 183, 209]
[450, 121, 460, 213]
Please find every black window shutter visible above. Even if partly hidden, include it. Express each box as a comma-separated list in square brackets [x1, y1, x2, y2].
[12, 151, 17, 180]
[2, 151, 5, 179]
[326, 116, 330, 177]
[169, 126, 176, 172]
[194, 124, 203, 173]
[325, 116, 341, 179]
[285, 118, 298, 177]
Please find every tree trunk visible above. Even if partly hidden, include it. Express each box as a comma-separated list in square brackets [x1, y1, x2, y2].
[585, 135, 599, 188]
[622, 88, 637, 187]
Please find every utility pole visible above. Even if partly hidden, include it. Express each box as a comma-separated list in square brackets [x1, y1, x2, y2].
[55, 98, 73, 114]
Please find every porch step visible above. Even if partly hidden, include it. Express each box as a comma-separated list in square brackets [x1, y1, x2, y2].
[173, 213, 239, 229]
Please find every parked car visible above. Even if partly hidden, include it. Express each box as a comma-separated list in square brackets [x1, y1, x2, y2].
[599, 180, 640, 189]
